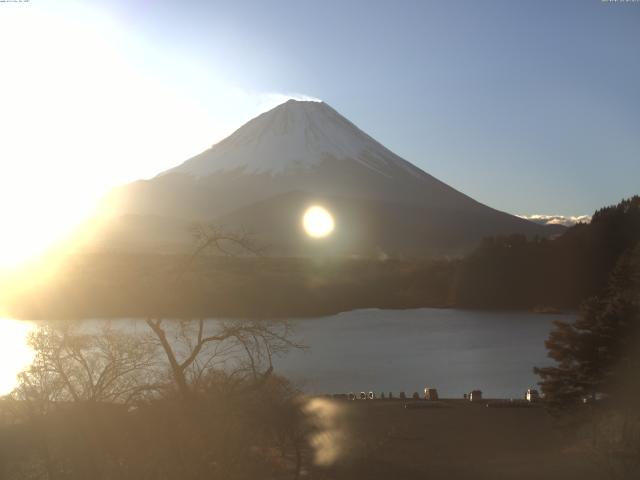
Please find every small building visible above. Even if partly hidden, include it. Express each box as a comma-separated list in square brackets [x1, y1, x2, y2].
[468, 390, 483, 402]
[359, 392, 367, 400]
[424, 387, 439, 401]
[399, 391, 407, 400]
[525, 389, 540, 402]
[368, 391, 375, 400]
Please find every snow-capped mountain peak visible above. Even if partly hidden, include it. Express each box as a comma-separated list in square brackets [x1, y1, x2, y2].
[98, 98, 558, 258]
[161, 99, 421, 177]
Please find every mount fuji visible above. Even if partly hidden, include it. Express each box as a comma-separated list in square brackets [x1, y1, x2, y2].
[96, 99, 560, 257]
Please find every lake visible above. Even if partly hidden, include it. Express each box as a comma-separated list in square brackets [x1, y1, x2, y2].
[272, 308, 571, 398]
[1, 308, 572, 398]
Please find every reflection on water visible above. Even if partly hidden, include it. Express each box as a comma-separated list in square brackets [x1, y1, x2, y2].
[304, 397, 349, 466]
[0, 319, 35, 395]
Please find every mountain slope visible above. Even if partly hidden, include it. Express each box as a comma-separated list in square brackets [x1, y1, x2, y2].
[161, 100, 427, 178]
[211, 190, 560, 258]
[93, 100, 561, 256]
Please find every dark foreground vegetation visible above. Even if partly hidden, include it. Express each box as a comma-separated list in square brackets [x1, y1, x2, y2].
[308, 399, 600, 480]
[1, 308, 633, 480]
[532, 238, 640, 479]
[3, 353, 634, 480]
[7, 196, 640, 319]
[0, 319, 317, 480]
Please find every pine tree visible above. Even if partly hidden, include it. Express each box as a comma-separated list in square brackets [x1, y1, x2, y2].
[534, 243, 640, 413]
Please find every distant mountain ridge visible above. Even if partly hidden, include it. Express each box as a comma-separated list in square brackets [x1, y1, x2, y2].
[93, 99, 562, 257]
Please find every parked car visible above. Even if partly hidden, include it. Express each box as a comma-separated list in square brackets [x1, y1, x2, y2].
[525, 389, 540, 402]
[468, 390, 483, 402]
[424, 387, 439, 401]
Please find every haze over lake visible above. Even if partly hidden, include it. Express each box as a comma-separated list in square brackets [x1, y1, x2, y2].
[273, 308, 570, 398]
[5, 309, 571, 399]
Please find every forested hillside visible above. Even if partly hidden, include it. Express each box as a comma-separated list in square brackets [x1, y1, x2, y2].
[453, 196, 640, 309]
[6, 197, 639, 319]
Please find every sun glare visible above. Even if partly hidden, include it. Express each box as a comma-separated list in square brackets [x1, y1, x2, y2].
[0, 3, 325, 270]
[0, 3, 215, 269]
[303, 206, 335, 238]
[0, 320, 35, 395]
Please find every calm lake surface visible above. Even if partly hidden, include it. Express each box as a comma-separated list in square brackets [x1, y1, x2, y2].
[271, 308, 573, 398]
[3, 308, 573, 399]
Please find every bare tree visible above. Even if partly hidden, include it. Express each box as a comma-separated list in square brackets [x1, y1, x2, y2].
[6, 322, 161, 480]
[144, 223, 304, 398]
[145, 317, 301, 398]
[15, 322, 159, 407]
[1, 224, 308, 480]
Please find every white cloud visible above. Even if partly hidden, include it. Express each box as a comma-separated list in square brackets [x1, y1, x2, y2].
[247, 92, 323, 118]
[518, 214, 591, 227]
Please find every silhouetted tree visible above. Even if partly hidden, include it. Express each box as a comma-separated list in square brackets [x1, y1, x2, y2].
[15, 322, 159, 407]
[534, 243, 640, 479]
[535, 243, 640, 412]
[146, 317, 301, 399]
[0, 224, 311, 480]
[144, 223, 303, 398]
[453, 196, 640, 310]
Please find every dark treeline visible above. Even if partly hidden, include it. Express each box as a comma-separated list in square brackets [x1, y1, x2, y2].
[453, 196, 640, 309]
[7, 196, 640, 319]
[532, 226, 640, 479]
[9, 255, 454, 319]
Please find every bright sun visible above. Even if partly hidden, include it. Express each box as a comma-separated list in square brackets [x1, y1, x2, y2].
[0, 3, 317, 270]
[0, 320, 35, 395]
[0, 3, 216, 269]
[303, 206, 335, 238]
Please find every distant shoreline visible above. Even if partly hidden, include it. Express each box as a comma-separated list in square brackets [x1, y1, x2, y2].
[4, 305, 576, 322]
[4, 252, 580, 321]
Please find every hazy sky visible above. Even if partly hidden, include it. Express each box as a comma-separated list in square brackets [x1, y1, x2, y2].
[0, 0, 638, 264]
[98, 0, 640, 216]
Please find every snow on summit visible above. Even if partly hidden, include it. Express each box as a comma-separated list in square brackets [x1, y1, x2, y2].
[162, 99, 420, 177]
[98, 99, 560, 258]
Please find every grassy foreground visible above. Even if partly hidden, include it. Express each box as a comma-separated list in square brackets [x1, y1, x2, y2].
[311, 399, 597, 480]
